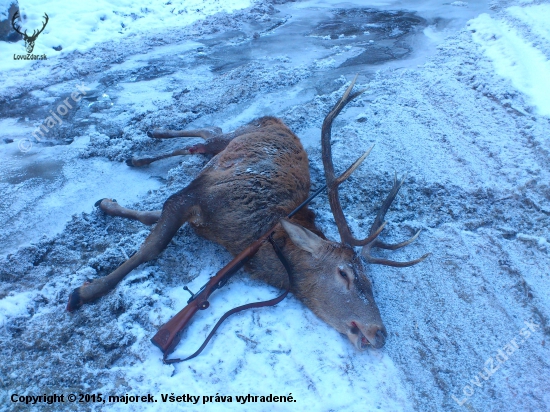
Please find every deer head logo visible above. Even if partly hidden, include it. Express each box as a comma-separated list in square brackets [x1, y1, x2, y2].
[11, 12, 49, 54]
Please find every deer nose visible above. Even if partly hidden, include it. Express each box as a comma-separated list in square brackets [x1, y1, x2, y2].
[374, 327, 387, 348]
[365, 324, 387, 349]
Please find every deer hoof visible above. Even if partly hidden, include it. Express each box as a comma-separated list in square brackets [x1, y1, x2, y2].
[94, 198, 116, 208]
[66, 287, 83, 312]
[127, 158, 152, 167]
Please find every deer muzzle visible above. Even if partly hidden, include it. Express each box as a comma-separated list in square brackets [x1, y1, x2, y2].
[349, 322, 387, 349]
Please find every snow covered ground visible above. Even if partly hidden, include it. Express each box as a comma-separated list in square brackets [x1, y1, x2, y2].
[1, 0, 549, 411]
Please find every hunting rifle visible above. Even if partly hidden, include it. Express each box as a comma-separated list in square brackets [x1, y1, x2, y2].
[150, 184, 327, 362]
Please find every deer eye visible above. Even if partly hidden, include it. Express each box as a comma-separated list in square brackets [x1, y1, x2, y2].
[338, 268, 352, 290]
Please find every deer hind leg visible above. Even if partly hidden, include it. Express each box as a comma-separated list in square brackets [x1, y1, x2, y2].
[127, 127, 233, 167]
[146, 127, 222, 140]
[95, 198, 161, 225]
[67, 190, 198, 311]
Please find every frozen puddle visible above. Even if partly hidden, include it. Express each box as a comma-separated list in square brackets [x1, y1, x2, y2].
[0, 135, 161, 256]
[258, 0, 492, 71]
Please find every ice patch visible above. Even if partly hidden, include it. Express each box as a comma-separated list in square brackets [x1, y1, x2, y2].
[0, 141, 162, 256]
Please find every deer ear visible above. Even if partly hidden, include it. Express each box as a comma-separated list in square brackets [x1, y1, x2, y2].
[280, 219, 326, 257]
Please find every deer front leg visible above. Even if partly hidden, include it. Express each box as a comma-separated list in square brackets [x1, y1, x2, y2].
[67, 190, 197, 311]
[95, 198, 161, 225]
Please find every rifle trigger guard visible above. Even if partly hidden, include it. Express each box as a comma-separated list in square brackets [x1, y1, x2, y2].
[199, 301, 209, 310]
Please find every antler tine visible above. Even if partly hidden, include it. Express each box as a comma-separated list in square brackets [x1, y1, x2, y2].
[374, 229, 421, 250]
[29, 13, 49, 39]
[322, 75, 374, 246]
[361, 172, 430, 267]
[368, 172, 404, 237]
[335, 145, 373, 185]
[362, 247, 430, 267]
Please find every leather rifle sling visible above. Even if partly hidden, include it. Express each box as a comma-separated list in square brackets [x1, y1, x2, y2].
[163, 235, 292, 364]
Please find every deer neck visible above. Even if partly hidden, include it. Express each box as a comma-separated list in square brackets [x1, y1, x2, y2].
[245, 207, 326, 296]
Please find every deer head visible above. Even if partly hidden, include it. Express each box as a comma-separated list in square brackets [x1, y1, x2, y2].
[280, 219, 386, 348]
[12, 12, 49, 54]
[279, 77, 428, 349]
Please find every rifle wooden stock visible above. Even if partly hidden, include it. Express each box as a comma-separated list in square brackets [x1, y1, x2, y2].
[151, 300, 202, 355]
[151, 226, 276, 355]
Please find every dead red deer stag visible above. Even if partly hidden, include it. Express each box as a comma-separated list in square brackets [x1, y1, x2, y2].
[67, 78, 428, 350]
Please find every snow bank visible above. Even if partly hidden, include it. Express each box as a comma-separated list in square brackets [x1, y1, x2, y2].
[469, 4, 550, 116]
[1, 0, 251, 70]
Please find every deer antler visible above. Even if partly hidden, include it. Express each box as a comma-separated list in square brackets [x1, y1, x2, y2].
[321, 76, 429, 266]
[321, 75, 382, 246]
[362, 173, 430, 267]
